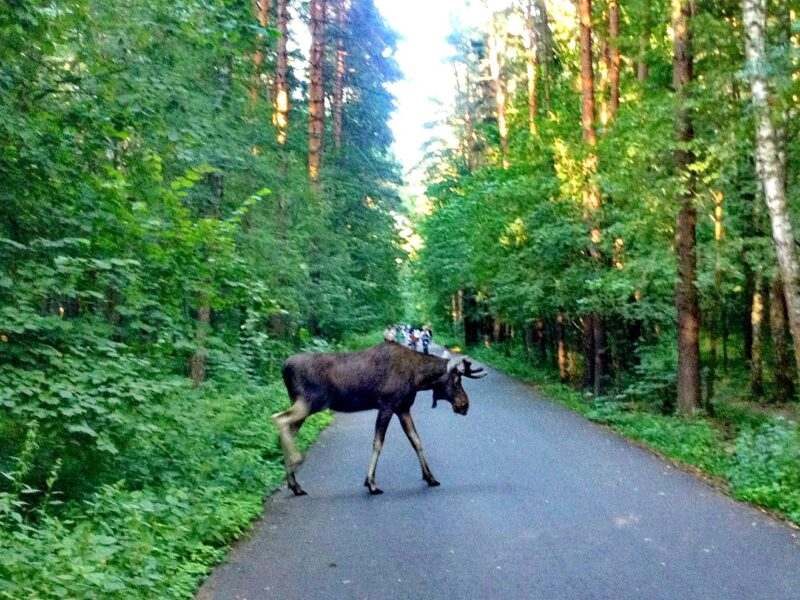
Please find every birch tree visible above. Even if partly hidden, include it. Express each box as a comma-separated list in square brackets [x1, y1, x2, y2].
[743, 0, 800, 385]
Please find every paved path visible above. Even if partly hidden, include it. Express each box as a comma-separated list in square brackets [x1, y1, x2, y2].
[198, 361, 800, 600]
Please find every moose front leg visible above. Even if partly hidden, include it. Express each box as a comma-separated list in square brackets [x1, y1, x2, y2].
[364, 409, 393, 495]
[398, 411, 440, 487]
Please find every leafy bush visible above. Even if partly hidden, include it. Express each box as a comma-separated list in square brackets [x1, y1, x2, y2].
[0, 380, 331, 599]
[727, 420, 800, 523]
[613, 338, 678, 411]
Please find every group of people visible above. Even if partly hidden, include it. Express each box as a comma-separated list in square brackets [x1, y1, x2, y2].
[383, 324, 434, 354]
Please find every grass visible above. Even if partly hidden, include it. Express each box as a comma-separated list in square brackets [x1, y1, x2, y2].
[470, 345, 800, 526]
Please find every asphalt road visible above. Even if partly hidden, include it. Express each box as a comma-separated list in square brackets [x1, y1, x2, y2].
[198, 360, 800, 600]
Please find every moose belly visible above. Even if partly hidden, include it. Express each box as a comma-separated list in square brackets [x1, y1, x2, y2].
[328, 393, 379, 413]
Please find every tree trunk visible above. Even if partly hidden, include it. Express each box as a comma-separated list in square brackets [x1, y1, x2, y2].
[524, 0, 539, 135]
[190, 304, 210, 386]
[531, 0, 553, 108]
[637, 24, 649, 81]
[464, 291, 480, 346]
[707, 191, 725, 404]
[743, 0, 800, 382]
[607, 0, 620, 119]
[308, 0, 326, 184]
[332, 0, 347, 149]
[190, 172, 224, 386]
[579, 0, 597, 150]
[743, 267, 754, 362]
[673, 0, 701, 415]
[249, 0, 270, 108]
[751, 274, 766, 398]
[488, 25, 509, 169]
[593, 313, 609, 395]
[274, 0, 290, 145]
[582, 315, 596, 390]
[770, 276, 795, 401]
[578, 0, 607, 395]
[557, 312, 568, 382]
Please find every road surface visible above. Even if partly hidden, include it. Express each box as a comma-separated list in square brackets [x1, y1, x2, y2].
[198, 360, 800, 600]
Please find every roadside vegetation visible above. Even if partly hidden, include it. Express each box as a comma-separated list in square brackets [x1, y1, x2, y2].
[412, 1, 800, 527]
[1, 0, 400, 597]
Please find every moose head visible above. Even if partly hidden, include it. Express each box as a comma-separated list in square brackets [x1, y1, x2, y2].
[432, 357, 487, 415]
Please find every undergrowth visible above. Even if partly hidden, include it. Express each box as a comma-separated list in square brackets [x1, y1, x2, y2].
[0, 341, 343, 599]
[0, 378, 331, 599]
[471, 345, 800, 526]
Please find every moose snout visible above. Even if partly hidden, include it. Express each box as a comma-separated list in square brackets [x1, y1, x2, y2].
[454, 404, 469, 416]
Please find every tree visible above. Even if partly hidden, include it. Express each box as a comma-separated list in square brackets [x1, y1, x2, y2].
[607, 0, 620, 120]
[578, 0, 608, 395]
[743, 0, 800, 386]
[308, 0, 327, 183]
[250, 0, 271, 107]
[672, 0, 701, 414]
[488, 18, 510, 169]
[333, 0, 348, 149]
[523, 0, 539, 134]
[275, 0, 290, 145]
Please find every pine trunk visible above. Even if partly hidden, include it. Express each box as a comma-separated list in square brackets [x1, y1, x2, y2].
[308, 0, 326, 184]
[488, 27, 509, 169]
[607, 0, 620, 119]
[533, 0, 553, 109]
[249, 0, 270, 107]
[333, 0, 347, 149]
[524, 0, 539, 135]
[578, 0, 607, 394]
[274, 0, 290, 145]
[673, 0, 701, 415]
[743, 0, 800, 382]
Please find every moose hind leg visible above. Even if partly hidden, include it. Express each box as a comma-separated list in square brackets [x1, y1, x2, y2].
[398, 411, 439, 487]
[364, 409, 392, 495]
[272, 399, 311, 496]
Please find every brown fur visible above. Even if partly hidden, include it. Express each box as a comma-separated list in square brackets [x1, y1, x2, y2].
[275, 342, 477, 495]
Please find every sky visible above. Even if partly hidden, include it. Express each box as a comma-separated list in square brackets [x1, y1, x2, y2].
[374, 0, 487, 192]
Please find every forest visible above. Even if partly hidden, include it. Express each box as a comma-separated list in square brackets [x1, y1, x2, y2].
[2, 0, 800, 597]
[1, 0, 401, 596]
[414, 0, 800, 536]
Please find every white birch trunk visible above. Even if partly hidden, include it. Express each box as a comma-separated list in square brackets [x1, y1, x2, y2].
[743, 0, 800, 381]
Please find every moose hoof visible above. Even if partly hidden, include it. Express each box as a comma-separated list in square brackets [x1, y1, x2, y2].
[425, 478, 441, 487]
[290, 486, 308, 497]
[364, 478, 383, 495]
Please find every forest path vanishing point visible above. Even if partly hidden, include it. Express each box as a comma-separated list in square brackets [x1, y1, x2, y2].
[198, 360, 800, 600]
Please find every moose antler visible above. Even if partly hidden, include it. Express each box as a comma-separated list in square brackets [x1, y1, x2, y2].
[458, 360, 487, 379]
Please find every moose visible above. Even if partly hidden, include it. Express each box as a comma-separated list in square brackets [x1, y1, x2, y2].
[273, 341, 486, 496]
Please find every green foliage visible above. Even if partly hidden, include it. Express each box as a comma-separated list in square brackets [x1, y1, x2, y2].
[727, 420, 800, 523]
[0, 0, 401, 597]
[415, 0, 800, 406]
[0, 381, 331, 599]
